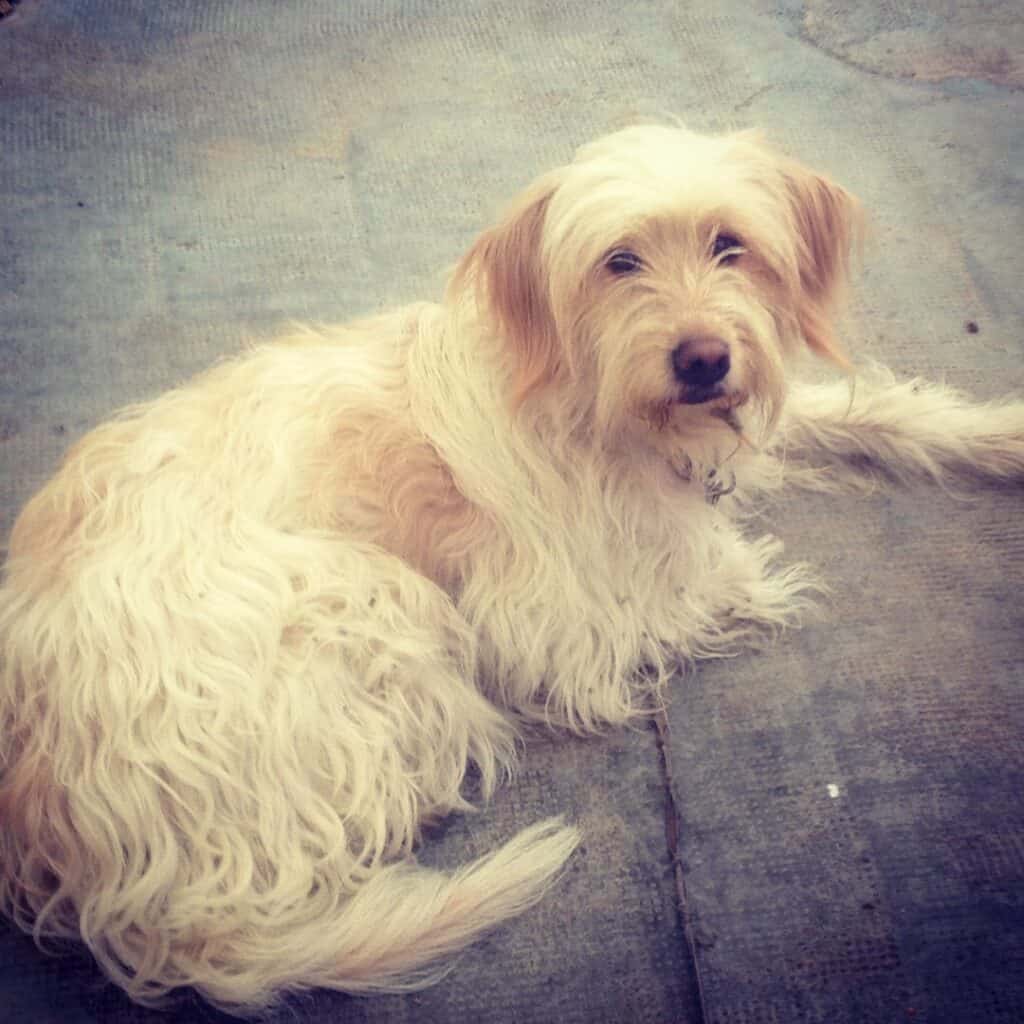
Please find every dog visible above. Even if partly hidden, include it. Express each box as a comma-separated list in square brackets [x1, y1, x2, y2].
[2, 123, 1023, 1013]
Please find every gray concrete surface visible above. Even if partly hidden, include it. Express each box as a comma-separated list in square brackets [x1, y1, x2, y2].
[1, 2, 1022, 1022]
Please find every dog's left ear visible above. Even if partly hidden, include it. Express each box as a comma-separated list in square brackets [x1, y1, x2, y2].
[451, 172, 563, 405]
[780, 160, 862, 369]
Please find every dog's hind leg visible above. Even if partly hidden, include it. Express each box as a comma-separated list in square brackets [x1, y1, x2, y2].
[0, 524, 578, 1011]
[774, 370, 1024, 492]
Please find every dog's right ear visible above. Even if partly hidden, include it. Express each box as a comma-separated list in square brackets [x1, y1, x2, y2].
[450, 172, 563, 406]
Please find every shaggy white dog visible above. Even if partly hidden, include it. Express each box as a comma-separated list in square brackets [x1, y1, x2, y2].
[2, 124, 1023, 1013]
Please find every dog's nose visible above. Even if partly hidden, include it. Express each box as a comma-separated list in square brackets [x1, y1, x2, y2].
[671, 337, 731, 390]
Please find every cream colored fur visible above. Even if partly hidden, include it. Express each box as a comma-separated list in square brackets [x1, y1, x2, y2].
[2, 124, 1023, 1013]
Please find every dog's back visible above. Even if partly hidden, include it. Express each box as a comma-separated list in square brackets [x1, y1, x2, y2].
[0, 311, 578, 1010]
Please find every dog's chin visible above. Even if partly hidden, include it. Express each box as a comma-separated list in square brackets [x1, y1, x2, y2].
[636, 388, 749, 439]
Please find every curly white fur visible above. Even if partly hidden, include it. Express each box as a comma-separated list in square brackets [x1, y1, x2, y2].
[2, 123, 1023, 1013]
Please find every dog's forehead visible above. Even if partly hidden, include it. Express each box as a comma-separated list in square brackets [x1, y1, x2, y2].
[568, 126, 757, 202]
[543, 126, 773, 257]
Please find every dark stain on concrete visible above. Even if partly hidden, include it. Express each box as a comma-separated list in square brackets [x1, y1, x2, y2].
[802, 2, 1023, 91]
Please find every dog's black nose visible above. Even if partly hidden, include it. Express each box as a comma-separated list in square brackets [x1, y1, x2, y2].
[671, 337, 731, 390]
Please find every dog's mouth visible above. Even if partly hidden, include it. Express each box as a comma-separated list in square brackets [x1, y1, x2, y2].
[678, 385, 725, 406]
[642, 389, 749, 433]
[676, 386, 748, 411]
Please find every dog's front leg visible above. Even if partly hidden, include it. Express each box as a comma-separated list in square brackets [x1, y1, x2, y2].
[653, 525, 823, 664]
[775, 372, 1024, 491]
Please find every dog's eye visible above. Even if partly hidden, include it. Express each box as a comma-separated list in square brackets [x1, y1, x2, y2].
[712, 233, 743, 264]
[606, 250, 643, 275]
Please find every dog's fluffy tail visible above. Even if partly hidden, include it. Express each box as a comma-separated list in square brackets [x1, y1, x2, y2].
[171, 818, 580, 1013]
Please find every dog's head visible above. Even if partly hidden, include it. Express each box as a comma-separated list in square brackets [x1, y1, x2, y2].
[452, 124, 860, 454]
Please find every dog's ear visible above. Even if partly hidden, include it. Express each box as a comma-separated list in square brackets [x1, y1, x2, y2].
[451, 172, 562, 405]
[781, 160, 862, 369]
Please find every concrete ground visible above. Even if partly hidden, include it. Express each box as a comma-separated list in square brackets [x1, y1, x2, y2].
[1, 2, 1022, 1022]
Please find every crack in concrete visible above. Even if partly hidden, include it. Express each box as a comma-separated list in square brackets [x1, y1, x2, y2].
[652, 707, 710, 1024]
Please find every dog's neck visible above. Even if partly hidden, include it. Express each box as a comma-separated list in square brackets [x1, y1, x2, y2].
[670, 450, 738, 506]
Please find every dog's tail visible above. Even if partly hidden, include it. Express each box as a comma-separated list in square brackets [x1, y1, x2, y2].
[147, 818, 581, 1012]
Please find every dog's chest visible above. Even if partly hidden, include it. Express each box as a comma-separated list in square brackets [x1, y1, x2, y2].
[513, 458, 730, 605]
